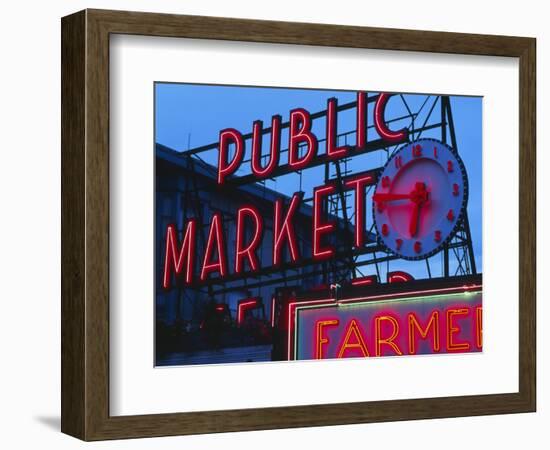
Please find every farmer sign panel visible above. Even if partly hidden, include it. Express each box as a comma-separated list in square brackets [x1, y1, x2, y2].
[293, 287, 482, 360]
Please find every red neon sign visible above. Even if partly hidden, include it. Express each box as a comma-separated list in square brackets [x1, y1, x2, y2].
[164, 93, 411, 289]
[215, 92, 401, 187]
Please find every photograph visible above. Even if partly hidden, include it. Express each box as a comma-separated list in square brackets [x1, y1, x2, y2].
[154, 85, 483, 366]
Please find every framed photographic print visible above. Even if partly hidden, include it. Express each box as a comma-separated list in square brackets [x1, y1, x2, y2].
[61, 9, 536, 440]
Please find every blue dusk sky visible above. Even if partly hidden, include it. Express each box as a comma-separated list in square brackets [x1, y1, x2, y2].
[155, 83, 482, 279]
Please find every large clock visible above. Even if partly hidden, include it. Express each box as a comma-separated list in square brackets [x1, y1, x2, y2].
[372, 138, 468, 260]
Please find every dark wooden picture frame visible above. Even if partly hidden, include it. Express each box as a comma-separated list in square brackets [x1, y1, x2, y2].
[61, 9, 536, 441]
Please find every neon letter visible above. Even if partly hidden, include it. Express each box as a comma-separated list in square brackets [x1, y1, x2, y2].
[237, 298, 259, 326]
[162, 220, 196, 289]
[273, 193, 301, 266]
[344, 174, 374, 247]
[375, 315, 403, 356]
[326, 98, 349, 158]
[373, 93, 409, 144]
[315, 319, 339, 359]
[408, 311, 440, 354]
[218, 128, 244, 185]
[356, 91, 367, 149]
[337, 319, 370, 358]
[313, 185, 336, 260]
[288, 108, 318, 170]
[251, 115, 281, 178]
[235, 205, 263, 274]
[200, 213, 228, 281]
[446, 308, 471, 351]
[476, 306, 483, 349]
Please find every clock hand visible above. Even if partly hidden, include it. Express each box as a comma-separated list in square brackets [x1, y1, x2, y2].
[408, 183, 428, 237]
[372, 193, 412, 202]
[409, 202, 420, 237]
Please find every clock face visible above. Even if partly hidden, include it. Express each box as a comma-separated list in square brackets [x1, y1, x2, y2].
[372, 138, 468, 260]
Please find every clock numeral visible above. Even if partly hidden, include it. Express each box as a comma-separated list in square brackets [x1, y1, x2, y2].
[395, 238, 403, 250]
[413, 144, 422, 157]
[414, 241, 422, 253]
[435, 230, 442, 242]
[394, 155, 403, 169]
[433, 146, 438, 158]
[381, 176, 391, 188]
[452, 183, 460, 196]
[447, 160, 454, 172]
[381, 223, 389, 236]
[447, 209, 454, 221]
